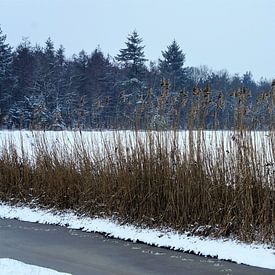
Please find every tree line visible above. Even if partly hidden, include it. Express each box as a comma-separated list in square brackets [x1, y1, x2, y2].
[0, 28, 272, 129]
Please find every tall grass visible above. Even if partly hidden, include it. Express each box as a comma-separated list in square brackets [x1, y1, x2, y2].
[0, 82, 274, 245]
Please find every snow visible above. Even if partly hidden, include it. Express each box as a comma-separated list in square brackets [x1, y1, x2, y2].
[0, 258, 71, 275]
[0, 130, 273, 169]
[0, 129, 271, 156]
[0, 203, 274, 270]
[0, 130, 273, 172]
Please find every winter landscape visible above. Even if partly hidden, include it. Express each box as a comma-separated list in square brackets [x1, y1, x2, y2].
[0, 0, 275, 274]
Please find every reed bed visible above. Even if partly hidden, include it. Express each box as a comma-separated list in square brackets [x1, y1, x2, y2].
[0, 128, 274, 244]
[0, 83, 274, 245]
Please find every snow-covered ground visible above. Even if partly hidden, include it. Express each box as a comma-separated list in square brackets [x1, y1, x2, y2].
[0, 203, 274, 270]
[0, 129, 272, 157]
[0, 129, 273, 170]
[0, 258, 71, 275]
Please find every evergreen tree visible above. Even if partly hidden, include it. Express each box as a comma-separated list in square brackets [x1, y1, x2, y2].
[31, 40, 55, 104]
[8, 38, 35, 128]
[12, 38, 35, 101]
[86, 47, 116, 127]
[44, 37, 55, 66]
[242, 71, 257, 93]
[159, 40, 186, 92]
[209, 70, 230, 92]
[61, 50, 89, 128]
[72, 50, 89, 98]
[87, 47, 111, 101]
[230, 74, 242, 91]
[43, 37, 56, 105]
[0, 27, 15, 120]
[51, 45, 69, 128]
[116, 31, 147, 79]
[115, 31, 148, 124]
[56, 45, 65, 67]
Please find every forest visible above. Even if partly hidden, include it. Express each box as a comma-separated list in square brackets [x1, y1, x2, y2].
[0, 28, 272, 130]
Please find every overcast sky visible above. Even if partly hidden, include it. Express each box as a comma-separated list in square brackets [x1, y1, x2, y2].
[0, 0, 274, 80]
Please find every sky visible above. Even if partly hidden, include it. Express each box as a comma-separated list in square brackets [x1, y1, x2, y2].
[0, 0, 274, 81]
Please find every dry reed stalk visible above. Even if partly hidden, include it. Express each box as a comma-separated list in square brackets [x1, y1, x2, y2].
[0, 84, 274, 244]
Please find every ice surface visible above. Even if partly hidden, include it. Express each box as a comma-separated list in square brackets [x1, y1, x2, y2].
[0, 203, 274, 270]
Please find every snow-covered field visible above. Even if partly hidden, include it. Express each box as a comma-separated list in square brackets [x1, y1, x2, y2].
[0, 258, 71, 275]
[0, 203, 275, 270]
[0, 129, 273, 165]
[0, 129, 272, 153]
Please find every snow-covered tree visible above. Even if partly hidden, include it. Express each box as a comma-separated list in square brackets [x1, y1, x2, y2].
[56, 45, 65, 67]
[159, 40, 186, 93]
[116, 31, 147, 79]
[115, 31, 148, 124]
[0, 27, 16, 118]
[44, 37, 55, 66]
[12, 38, 35, 101]
[242, 71, 257, 93]
[51, 105, 65, 130]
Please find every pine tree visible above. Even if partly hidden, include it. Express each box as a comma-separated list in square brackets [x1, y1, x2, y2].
[56, 45, 65, 67]
[87, 48, 113, 101]
[8, 38, 35, 128]
[116, 31, 147, 79]
[44, 37, 55, 66]
[0, 27, 15, 120]
[159, 40, 186, 92]
[71, 50, 89, 98]
[30, 40, 56, 104]
[242, 71, 257, 93]
[12, 38, 35, 100]
[51, 45, 68, 128]
[115, 31, 148, 125]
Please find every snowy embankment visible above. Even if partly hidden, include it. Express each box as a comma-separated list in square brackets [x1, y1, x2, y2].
[0, 258, 71, 275]
[0, 203, 275, 270]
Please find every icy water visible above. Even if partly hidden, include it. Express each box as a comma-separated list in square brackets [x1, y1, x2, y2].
[0, 218, 274, 275]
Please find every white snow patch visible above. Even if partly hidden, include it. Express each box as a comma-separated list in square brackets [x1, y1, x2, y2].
[0, 258, 71, 275]
[0, 203, 274, 270]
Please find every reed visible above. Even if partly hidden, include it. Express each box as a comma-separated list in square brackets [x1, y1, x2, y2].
[0, 82, 274, 245]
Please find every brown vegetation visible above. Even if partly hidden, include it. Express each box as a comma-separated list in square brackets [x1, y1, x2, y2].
[0, 84, 275, 245]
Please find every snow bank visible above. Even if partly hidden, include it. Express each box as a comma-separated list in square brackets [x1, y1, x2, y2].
[0, 203, 274, 270]
[0, 258, 71, 275]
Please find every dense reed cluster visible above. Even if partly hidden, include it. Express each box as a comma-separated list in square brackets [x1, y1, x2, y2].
[0, 83, 274, 245]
